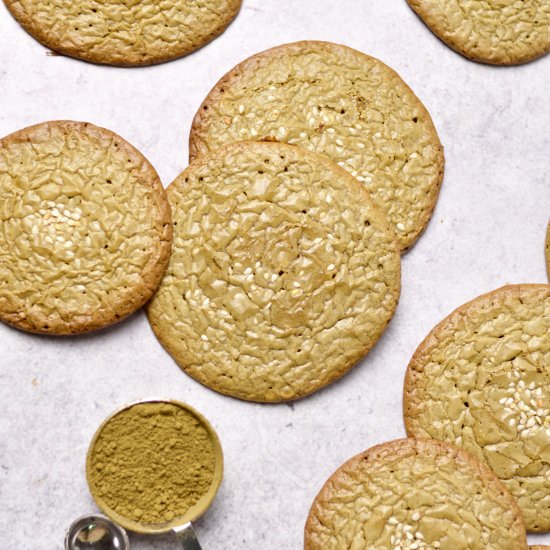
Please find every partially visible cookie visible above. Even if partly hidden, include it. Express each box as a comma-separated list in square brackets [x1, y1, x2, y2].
[0, 121, 172, 334]
[530, 546, 550, 549]
[304, 438, 527, 549]
[546, 221, 550, 279]
[404, 284, 550, 531]
[4, 0, 242, 66]
[147, 141, 401, 402]
[407, 0, 550, 65]
[189, 41, 445, 252]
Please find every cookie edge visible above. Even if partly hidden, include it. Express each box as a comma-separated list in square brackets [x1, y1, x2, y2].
[403, 283, 550, 531]
[3, 0, 242, 66]
[188, 39, 445, 253]
[406, 0, 550, 66]
[0, 120, 172, 335]
[304, 437, 528, 550]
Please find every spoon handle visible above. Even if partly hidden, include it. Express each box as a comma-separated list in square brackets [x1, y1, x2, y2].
[173, 522, 203, 550]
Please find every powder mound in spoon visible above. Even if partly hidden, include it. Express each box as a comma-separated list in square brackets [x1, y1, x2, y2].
[87, 402, 217, 527]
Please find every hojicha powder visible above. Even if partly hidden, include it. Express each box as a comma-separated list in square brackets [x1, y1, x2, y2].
[87, 401, 219, 527]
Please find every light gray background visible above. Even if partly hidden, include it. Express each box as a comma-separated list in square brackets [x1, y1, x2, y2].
[0, 1, 549, 548]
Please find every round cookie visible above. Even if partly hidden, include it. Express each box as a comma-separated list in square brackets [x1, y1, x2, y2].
[407, 0, 550, 65]
[404, 285, 550, 531]
[0, 121, 172, 334]
[147, 141, 401, 402]
[4, 0, 242, 66]
[304, 438, 527, 549]
[189, 41, 445, 252]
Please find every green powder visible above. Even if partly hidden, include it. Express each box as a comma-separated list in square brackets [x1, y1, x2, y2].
[88, 402, 216, 526]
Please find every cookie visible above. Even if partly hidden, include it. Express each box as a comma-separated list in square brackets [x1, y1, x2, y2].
[0, 121, 172, 334]
[530, 546, 550, 549]
[304, 438, 527, 549]
[407, 0, 550, 65]
[4, 0, 242, 66]
[546, 221, 550, 279]
[404, 284, 550, 531]
[189, 41, 445, 252]
[147, 141, 401, 402]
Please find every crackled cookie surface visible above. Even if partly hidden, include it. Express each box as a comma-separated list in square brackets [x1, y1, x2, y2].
[189, 41, 444, 252]
[4, 0, 242, 66]
[404, 285, 550, 531]
[0, 121, 172, 334]
[147, 142, 401, 402]
[305, 438, 527, 550]
[407, 0, 550, 65]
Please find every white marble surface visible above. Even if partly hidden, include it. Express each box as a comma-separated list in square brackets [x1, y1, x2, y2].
[0, 1, 549, 548]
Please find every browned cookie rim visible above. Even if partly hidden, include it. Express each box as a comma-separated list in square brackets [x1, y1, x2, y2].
[403, 283, 550, 432]
[406, 0, 550, 66]
[188, 40, 445, 253]
[403, 283, 550, 531]
[3, 0, 242, 66]
[0, 120, 172, 334]
[304, 438, 527, 549]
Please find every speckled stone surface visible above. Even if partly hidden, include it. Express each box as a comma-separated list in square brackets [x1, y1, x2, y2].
[0, 1, 549, 549]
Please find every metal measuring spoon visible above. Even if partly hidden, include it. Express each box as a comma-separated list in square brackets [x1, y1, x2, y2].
[65, 514, 129, 550]
[66, 514, 203, 549]
[83, 399, 223, 550]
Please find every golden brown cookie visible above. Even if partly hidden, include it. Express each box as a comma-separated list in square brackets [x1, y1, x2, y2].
[4, 0, 242, 66]
[404, 284, 550, 531]
[530, 546, 550, 549]
[407, 0, 550, 65]
[189, 41, 445, 252]
[0, 121, 172, 334]
[147, 141, 401, 402]
[305, 438, 527, 549]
